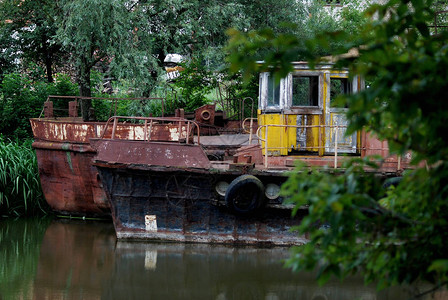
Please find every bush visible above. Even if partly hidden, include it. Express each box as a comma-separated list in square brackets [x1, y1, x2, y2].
[0, 72, 78, 139]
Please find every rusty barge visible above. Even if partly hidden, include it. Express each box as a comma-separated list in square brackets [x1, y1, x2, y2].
[31, 96, 253, 217]
[88, 62, 410, 245]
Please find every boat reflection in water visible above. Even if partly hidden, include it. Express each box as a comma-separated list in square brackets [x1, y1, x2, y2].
[27, 220, 434, 300]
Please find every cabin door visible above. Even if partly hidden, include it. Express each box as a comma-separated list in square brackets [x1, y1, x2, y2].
[325, 73, 358, 154]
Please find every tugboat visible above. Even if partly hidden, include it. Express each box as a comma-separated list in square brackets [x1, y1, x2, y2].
[90, 62, 410, 245]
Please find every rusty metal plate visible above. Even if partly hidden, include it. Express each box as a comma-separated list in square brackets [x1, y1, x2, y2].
[92, 139, 211, 169]
[34, 147, 109, 216]
[30, 118, 188, 144]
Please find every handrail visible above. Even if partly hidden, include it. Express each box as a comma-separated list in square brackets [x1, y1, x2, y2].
[41, 95, 166, 119]
[100, 116, 200, 145]
[256, 123, 348, 169]
[242, 117, 258, 144]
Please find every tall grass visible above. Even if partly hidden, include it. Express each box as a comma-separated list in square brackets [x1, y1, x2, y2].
[0, 136, 48, 217]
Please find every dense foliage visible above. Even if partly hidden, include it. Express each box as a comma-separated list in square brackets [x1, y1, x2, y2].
[228, 0, 448, 293]
[0, 136, 48, 217]
[227, 3, 368, 81]
[0, 72, 78, 139]
[169, 57, 259, 116]
[1, 0, 328, 121]
[0, 0, 64, 83]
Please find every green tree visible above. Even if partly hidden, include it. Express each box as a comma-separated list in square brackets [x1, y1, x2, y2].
[228, 0, 448, 294]
[0, 27, 19, 82]
[227, 2, 367, 80]
[54, 0, 307, 120]
[138, 0, 304, 71]
[0, 0, 64, 83]
[56, 0, 148, 120]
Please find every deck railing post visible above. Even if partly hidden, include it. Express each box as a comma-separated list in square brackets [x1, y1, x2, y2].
[144, 120, 148, 141]
[264, 125, 268, 168]
[249, 118, 254, 144]
[318, 125, 322, 156]
[112, 117, 118, 139]
[186, 121, 190, 144]
[334, 126, 338, 169]
[178, 120, 182, 142]
[148, 120, 153, 141]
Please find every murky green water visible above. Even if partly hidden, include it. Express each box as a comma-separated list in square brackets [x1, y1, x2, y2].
[0, 218, 442, 300]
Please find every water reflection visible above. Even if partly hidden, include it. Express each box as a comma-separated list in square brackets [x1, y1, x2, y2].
[33, 219, 116, 300]
[0, 218, 443, 300]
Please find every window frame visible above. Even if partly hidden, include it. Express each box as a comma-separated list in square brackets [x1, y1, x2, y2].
[327, 73, 357, 114]
[284, 71, 324, 115]
[258, 72, 284, 112]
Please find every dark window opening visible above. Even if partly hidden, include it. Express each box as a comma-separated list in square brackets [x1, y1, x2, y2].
[330, 78, 351, 108]
[325, 0, 341, 5]
[292, 76, 319, 107]
[267, 74, 280, 107]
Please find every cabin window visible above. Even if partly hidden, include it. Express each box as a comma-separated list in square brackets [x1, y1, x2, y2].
[267, 73, 280, 107]
[330, 77, 351, 108]
[292, 76, 319, 107]
[325, 0, 341, 5]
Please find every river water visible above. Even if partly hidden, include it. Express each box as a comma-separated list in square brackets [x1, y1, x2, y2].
[0, 218, 441, 300]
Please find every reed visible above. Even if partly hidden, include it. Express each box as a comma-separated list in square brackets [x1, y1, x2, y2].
[0, 136, 48, 216]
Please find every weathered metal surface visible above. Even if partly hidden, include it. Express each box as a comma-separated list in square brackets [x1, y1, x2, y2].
[195, 104, 215, 125]
[96, 165, 306, 245]
[92, 139, 211, 169]
[361, 131, 411, 172]
[31, 118, 110, 216]
[44, 101, 53, 118]
[34, 146, 109, 216]
[30, 118, 187, 144]
[31, 119, 111, 216]
[31, 116, 205, 216]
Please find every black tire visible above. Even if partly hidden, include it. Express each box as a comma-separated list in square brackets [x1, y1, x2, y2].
[225, 175, 265, 214]
[383, 177, 402, 189]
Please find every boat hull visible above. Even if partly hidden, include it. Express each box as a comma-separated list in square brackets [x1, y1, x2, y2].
[96, 166, 306, 245]
[30, 118, 111, 217]
[33, 142, 109, 216]
[30, 117, 190, 217]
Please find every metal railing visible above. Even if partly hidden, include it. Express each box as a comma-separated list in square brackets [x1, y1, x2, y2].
[39, 95, 165, 119]
[255, 123, 404, 170]
[100, 116, 200, 144]
[256, 123, 351, 169]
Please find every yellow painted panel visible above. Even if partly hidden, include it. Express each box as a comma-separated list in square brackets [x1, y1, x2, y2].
[308, 115, 321, 152]
[258, 113, 325, 155]
[258, 113, 296, 156]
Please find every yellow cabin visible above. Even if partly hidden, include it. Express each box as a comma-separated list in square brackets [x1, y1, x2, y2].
[257, 62, 363, 157]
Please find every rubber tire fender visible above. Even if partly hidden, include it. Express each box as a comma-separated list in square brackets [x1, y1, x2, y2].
[383, 176, 402, 189]
[225, 175, 265, 214]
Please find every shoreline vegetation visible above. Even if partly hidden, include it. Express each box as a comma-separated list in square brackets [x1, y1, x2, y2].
[0, 136, 49, 217]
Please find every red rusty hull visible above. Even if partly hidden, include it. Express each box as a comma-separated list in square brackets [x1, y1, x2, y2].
[33, 144, 109, 216]
[30, 117, 203, 217]
[30, 118, 110, 217]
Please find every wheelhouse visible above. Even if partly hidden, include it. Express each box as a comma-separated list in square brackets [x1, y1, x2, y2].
[257, 62, 363, 157]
